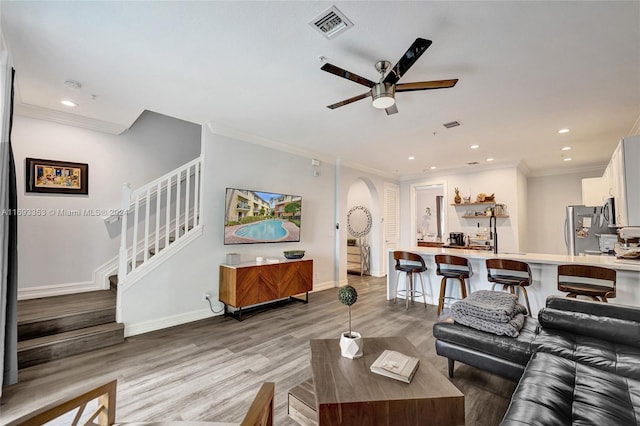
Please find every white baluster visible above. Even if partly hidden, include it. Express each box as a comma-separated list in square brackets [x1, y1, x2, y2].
[193, 161, 200, 227]
[185, 164, 191, 233]
[197, 157, 204, 227]
[143, 187, 151, 263]
[132, 194, 140, 273]
[117, 183, 131, 323]
[175, 169, 182, 241]
[165, 175, 172, 248]
[155, 181, 161, 258]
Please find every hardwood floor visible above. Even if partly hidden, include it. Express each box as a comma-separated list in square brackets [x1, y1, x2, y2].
[1, 275, 516, 425]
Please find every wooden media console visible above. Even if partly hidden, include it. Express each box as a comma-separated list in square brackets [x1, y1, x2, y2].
[219, 258, 313, 320]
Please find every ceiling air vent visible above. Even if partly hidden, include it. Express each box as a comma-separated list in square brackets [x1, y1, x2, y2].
[443, 121, 461, 129]
[309, 5, 354, 39]
[467, 161, 479, 165]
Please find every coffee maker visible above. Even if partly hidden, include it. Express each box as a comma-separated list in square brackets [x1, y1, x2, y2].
[448, 232, 466, 246]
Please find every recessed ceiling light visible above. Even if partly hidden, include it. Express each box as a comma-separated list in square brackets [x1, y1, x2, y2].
[486, 158, 494, 162]
[563, 158, 572, 162]
[561, 146, 572, 151]
[60, 100, 77, 107]
[430, 166, 437, 170]
[470, 144, 479, 149]
[408, 156, 415, 160]
[558, 128, 570, 134]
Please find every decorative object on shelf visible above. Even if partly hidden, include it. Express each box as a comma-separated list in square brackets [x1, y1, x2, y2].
[347, 238, 356, 246]
[476, 192, 495, 202]
[494, 204, 507, 216]
[463, 195, 472, 204]
[454, 187, 462, 204]
[283, 250, 305, 259]
[226, 253, 241, 265]
[25, 157, 89, 195]
[338, 285, 363, 359]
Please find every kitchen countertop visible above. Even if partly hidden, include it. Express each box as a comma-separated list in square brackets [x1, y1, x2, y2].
[441, 244, 493, 251]
[395, 246, 640, 272]
[387, 247, 640, 314]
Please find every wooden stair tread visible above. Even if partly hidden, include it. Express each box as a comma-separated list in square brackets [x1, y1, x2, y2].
[18, 290, 116, 324]
[288, 377, 317, 426]
[18, 322, 124, 351]
[18, 322, 124, 369]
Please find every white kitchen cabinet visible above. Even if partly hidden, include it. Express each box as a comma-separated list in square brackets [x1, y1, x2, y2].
[608, 135, 640, 226]
[581, 177, 608, 206]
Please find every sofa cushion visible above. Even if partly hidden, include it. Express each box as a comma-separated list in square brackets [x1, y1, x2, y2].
[546, 295, 640, 322]
[538, 307, 640, 348]
[433, 316, 539, 366]
[501, 352, 640, 426]
[533, 327, 640, 380]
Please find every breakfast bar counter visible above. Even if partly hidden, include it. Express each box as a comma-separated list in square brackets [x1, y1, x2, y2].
[387, 247, 640, 316]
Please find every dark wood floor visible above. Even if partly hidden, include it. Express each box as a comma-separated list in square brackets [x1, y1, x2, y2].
[1, 275, 516, 425]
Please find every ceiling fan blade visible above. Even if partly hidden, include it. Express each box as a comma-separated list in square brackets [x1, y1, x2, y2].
[321, 63, 376, 88]
[383, 38, 432, 85]
[396, 79, 459, 92]
[385, 104, 399, 115]
[327, 91, 371, 109]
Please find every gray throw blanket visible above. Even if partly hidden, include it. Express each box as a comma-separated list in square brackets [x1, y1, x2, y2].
[451, 290, 528, 337]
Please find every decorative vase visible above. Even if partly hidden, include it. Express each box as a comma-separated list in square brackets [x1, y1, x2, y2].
[340, 331, 363, 359]
[454, 187, 462, 204]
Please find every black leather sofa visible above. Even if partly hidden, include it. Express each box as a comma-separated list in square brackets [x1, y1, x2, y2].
[433, 296, 640, 425]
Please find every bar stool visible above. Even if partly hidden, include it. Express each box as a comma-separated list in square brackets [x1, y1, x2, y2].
[393, 251, 428, 310]
[557, 264, 616, 302]
[486, 259, 532, 316]
[435, 255, 472, 315]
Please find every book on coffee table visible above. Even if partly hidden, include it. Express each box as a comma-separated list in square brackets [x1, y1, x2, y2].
[370, 349, 420, 383]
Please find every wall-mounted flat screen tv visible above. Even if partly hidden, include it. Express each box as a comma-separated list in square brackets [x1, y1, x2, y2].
[224, 188, 302, 245]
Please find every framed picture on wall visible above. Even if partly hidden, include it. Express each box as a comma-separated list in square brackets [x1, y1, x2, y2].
[25, 157, 89, 195]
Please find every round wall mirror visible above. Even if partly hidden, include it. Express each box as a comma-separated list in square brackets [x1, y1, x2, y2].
[347, 205, 372, 238]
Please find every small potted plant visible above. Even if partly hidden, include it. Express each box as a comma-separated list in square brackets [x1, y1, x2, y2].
[338, 285, 363, 359]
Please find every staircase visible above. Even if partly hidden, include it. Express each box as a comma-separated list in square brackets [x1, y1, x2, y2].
[17, 290, 124, 369]
[16, 156, 204, 368]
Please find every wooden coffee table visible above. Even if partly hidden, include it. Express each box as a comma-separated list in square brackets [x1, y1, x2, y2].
[309, 336, 464, 425]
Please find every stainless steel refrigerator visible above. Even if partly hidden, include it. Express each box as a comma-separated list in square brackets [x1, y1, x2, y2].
[565, 202, 616, 255]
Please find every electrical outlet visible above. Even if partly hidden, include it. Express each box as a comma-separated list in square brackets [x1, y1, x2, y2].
[203, 292, 211, 301]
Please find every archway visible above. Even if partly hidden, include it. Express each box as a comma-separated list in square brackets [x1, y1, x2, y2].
[346, 178, 381, 278]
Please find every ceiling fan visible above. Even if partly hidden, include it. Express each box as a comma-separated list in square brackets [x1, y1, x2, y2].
[321, 38, 458, 115]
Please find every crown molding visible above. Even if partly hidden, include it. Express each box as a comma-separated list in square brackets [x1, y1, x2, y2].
[205, 121, 396, 180]
[14, 101, 130, 135]
[526, 163, 607, 178]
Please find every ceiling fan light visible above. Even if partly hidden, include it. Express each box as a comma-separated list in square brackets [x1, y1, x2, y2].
[371, 83, 395, 109]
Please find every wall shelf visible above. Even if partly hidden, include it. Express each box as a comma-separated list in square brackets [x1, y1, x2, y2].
[451, 202, 497, 206]
[462, 215, 509, 219]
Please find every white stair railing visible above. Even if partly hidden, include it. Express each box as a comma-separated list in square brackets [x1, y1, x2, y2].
[117, 156, 203, 290]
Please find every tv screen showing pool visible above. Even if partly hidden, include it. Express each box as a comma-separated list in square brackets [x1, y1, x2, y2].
[224, 188, 302, 244]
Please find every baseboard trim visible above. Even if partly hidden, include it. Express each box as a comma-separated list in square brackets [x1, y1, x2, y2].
[311, 280, 336, 292]
[124, 308, 215, 337]
[18, 281, 103, 300]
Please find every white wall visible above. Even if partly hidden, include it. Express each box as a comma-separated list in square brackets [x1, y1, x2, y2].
[121, 127, 338, 332]
[13, 111, 201, 293]
[415, 186, 443, 239]
[346, 179, 372, 245]
[526, 169, 604, 255]
[339, 168, 392, 279]
[402, 167, 521, 252]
